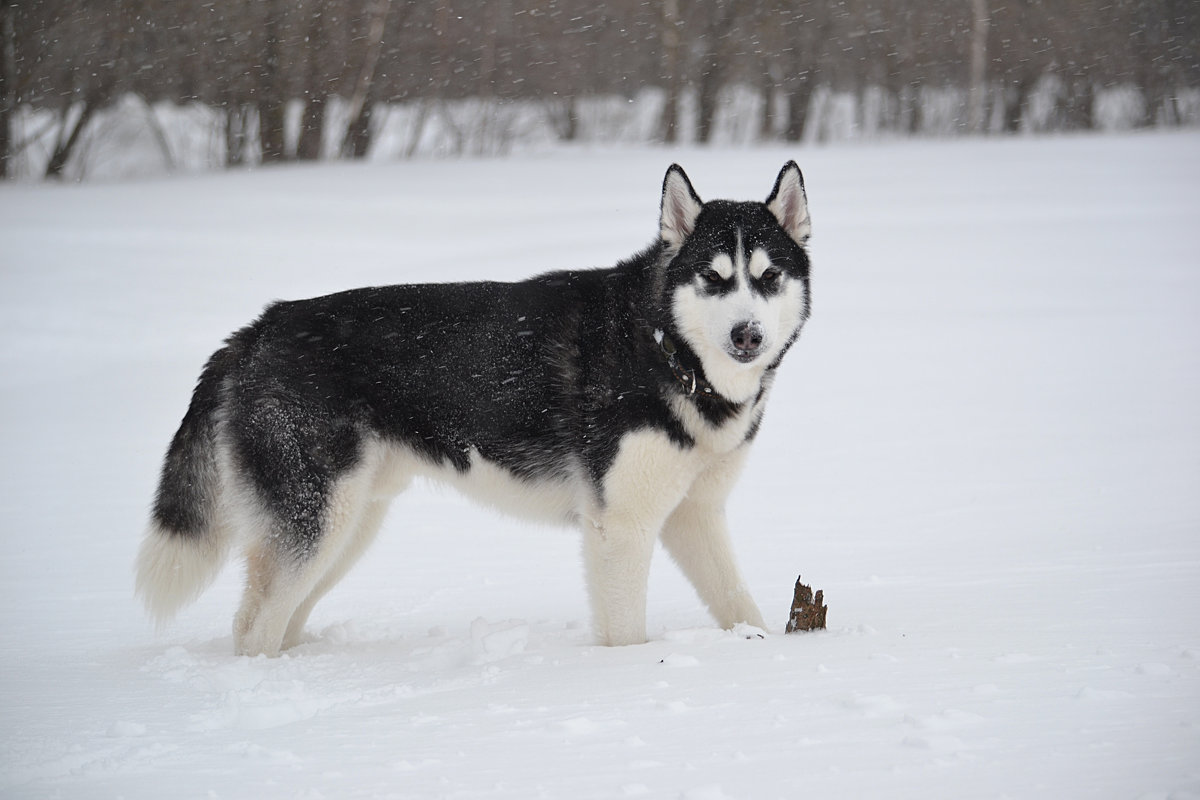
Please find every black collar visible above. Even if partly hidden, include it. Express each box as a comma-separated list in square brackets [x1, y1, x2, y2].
[654, 329, 718, 397]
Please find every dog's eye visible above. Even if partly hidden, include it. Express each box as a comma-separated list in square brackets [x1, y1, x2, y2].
[760, 268, 781, 285]
[700, 269, 724, 285]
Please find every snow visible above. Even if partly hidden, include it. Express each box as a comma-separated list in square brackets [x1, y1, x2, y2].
[2, 132, 1199, 799]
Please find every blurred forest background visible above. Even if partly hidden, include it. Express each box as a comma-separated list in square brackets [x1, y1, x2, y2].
[1, 0, 1197, 180]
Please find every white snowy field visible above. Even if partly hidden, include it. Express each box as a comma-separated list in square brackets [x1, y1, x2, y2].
[1, 132, 1198, 799]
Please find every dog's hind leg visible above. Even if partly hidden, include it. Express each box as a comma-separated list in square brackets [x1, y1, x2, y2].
[234, 533, 357, 658]
[233, 540, 290, 657]
[659, 448, 766, 631]
[233, 468, 383, 657]
[281, 497, 391, 650]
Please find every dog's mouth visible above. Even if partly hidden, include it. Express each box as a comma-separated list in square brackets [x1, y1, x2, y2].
[728, 348, 761, 364]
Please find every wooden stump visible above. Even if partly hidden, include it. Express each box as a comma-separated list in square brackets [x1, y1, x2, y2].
[785, 576, 827, 633]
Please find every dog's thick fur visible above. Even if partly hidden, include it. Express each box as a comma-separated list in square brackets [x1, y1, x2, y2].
[136, 163, 812, 656]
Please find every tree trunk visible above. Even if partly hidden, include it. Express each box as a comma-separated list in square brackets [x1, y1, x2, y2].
[258, 100, 286, 163]
[1138, 80, 1166, 129]
[296, 94, 325, 160]
[138, 93, 175, 171]
[296, 2, 327, 161]
[660, 84, 680, 145]
[1002, 76, 1030, 133]
[967, 0, 988, 133]
[694, 0, 738, 145]
[401, 98, 431, 159]
[340, 0, 390, 159]
[258, 4, 287, 163]
[784, 80, 813, 142]
[759, 68, 778, 141]
[45, 100, 99, 179]
[560, 96, 579, 142]
[1061, 79, 1094, 130]
[658, 0, 681, 143]
[907, 85, 924, 135]
[695, 53, 724, 144]
[343, 100, 373, 159]
[225, 104, 251, 167]
[0, 0, 14, 179]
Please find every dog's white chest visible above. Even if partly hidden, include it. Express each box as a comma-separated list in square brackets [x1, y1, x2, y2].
[669, 393, 767, 456]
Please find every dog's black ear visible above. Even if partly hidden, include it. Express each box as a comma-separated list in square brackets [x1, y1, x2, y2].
[660, 164, 704, 250]
[766, 161, 811, 245]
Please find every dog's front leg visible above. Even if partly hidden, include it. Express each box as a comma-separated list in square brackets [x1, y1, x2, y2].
[584, 431, 702, 646]
[659, 448, 766, 632]
[583, 515, 657, 646]
[659, 501, 766, 632]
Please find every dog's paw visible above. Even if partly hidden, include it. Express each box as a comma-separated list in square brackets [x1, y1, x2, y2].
[732, 623, 767, 640]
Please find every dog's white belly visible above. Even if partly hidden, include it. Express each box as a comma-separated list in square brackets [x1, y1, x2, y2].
[371, 440, 585, 525]
[358, 386, 768, 531]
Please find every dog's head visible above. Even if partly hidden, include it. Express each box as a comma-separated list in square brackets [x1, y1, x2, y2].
[658, 163, 812, 403]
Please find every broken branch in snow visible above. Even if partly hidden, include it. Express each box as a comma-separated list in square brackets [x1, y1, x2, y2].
[785, 576, 827, 633]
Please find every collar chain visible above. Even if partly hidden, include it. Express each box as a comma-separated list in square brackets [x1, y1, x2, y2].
[653, 329, 717, 397]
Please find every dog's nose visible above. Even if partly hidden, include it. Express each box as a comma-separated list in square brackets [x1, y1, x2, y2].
[730, 321, 764, 352]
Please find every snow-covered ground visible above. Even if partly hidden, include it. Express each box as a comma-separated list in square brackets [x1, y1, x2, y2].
[1, 132, 1198, 799]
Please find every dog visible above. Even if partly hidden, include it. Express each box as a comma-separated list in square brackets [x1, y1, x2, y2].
[136, 162, 812, 656]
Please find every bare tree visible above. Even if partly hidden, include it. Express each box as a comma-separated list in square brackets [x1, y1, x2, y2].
[968, 0, 989, 132]
[988, 0, 1055, 132]
[43, 1, 128, 178]
[5, 0, 1199, 178]
[778, 2, 826, 142]
[659, 0, 683, 143]
[296, 0, 331, 161]
[0, 0, 14, 178]
[693, 0, 739, 144]
[1121, 0, 1200, 126]
[340, 0, 392, 159]
[258, 0, 288, 163]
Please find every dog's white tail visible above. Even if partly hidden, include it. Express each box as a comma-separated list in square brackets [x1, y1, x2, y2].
[135, 521, 231, 628]
[135, 343, 239, 627]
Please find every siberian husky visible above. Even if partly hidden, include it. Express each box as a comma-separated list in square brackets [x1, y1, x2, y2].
[136, 162, 813, 656]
